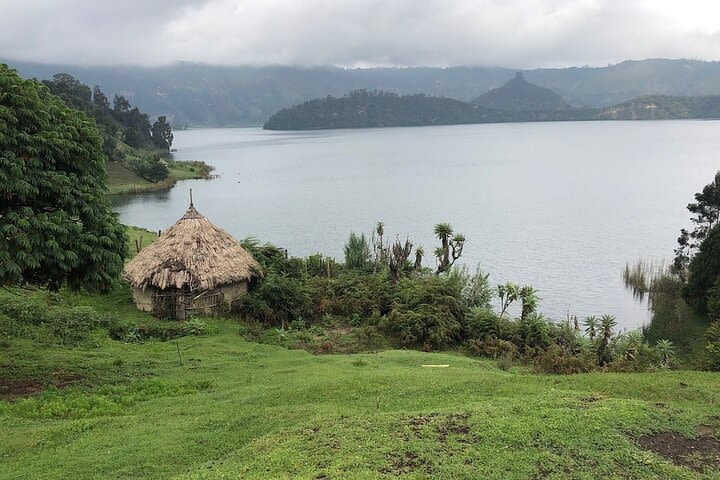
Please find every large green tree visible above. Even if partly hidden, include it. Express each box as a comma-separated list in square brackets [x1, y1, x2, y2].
[684, 224, 720, 313]
[151, 115, 173, 150]
[0, 64, 127, 291]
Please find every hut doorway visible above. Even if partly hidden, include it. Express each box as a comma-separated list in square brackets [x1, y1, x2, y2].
[151, 292, 189, 320]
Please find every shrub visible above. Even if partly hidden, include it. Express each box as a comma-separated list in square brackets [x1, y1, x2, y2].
[383, 275, 465, 350]
[248, 273, 311, 327]
[704, 322, 720, 371]
[344, 232, 371, 270]
[465, 307, 502, 340]
[467, 337, 518, 359]
[533, 344, 595, 374]
[181, 319, 208, 336]
[518, 313, 551, 351]
[447, 264, 493, 309]
[0, 296, 111, 346]
[496, 353, 514, 371]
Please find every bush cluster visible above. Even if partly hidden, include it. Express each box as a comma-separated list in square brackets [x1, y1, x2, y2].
[235, 239, 672, 372]
[0, 295, 115, 346]
[0, 293, 208, 345]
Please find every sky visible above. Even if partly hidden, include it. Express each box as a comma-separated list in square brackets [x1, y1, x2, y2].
[1, 0, 720, 68]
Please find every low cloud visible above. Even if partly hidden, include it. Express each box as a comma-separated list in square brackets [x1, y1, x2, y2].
[2, 0, 720, 67]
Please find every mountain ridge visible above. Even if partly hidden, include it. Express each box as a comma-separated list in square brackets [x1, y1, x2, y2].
[6, 58, 720, 126]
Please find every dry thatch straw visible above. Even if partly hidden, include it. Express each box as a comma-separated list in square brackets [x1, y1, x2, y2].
[123, 204, 263, 291]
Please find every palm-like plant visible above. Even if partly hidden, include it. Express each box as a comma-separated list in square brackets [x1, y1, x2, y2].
[597, 314, 617, 366]
[656, 339, 675, 367]
[583, 315, 598, 340]
[434, 223, 465, 274]
[498, 283, 520, 318]
[519, 286, 539, 320]
[624, 330, 644, 360]
[414, 246, 424, 269]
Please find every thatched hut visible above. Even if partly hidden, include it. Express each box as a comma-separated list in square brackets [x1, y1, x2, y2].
[123, 203, 263, 319]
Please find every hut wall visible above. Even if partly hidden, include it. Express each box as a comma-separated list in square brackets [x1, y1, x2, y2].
[219, 282, 248, 307]
[131, 286, 155, 312]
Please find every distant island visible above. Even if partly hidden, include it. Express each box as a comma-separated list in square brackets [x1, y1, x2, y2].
[264, 74, 720, 130]
[472, 72, 569, 111]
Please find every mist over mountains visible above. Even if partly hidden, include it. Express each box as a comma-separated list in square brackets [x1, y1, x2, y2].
[7, 58, 720, 126]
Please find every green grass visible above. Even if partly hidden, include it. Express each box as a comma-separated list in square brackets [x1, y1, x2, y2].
[1, 288, 720, 479]
[106, 161, 153, 194]
[106, 160, 212, 195]
[125, 225, 158, 259]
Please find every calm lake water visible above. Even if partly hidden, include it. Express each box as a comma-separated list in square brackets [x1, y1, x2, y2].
[112, 121, 720, 328]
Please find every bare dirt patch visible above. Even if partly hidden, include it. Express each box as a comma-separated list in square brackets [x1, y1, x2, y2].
[380, 450, 432, 476]
[0, 370, 81, 399]
[634, 427, 720, 472]
[0, 379, 44, 398]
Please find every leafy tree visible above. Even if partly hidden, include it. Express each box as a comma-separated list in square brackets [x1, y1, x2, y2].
[113, 94, 131, 113]
[674, 171, 720, 275]
[687, 171, 720, 241]
[92, 85, 110, 110]
[42, 73, 91, 110]
[684, 225, 720, 312]
[434, 223, 465, 274]
[344, 232, 370, 270]
[151, 115, 173, 150]
[0, 64, 127, 291]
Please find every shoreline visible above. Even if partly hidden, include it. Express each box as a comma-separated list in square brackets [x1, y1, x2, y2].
[107, 160, 214, 195]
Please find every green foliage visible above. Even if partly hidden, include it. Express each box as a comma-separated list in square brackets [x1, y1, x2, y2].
[684, 225, 720, 313]
[533, 344, 595, 374]
[124, 151, 169, 182]
[151, 115, 173, 150]
[704, 322, 720, 371]
[686, 170, 720, 242]
[519, 313, 551, 351]
[708, 278, 720, 321]
[433, 223, 465, 274]
[0, 294, 113, 346]
[0, 64, 127, 291]
[343, 232, 370, 270]
[384, 275, 465, 350]
[450, 264, 493, 309]
[244, 274, 310, 327]
[597, 315, 618, 366]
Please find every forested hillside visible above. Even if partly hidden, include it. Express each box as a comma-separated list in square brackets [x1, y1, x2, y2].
[39, 72, 174, 184]
[472, 72, 569, 110]
[10, 58, 720, 126]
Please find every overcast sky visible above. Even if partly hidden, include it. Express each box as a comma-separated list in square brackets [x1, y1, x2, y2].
[2, 0, 720, 68]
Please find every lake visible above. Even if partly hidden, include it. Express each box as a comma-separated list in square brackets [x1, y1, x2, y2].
[111, 121, 720, 328]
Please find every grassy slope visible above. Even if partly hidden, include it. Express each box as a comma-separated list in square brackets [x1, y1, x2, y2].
[1, 287, 719, 479]
[125, 225, 158, 259]
[106, 161, 211, 195]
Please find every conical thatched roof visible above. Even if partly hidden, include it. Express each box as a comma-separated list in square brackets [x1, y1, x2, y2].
[123, 204, 263, 291]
